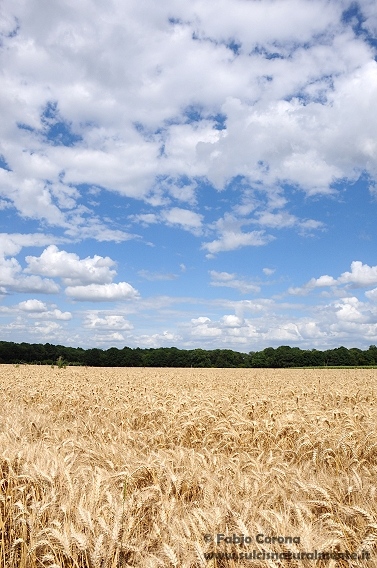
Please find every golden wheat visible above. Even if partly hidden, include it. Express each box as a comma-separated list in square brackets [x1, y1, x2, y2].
[1, 365, 377, 566]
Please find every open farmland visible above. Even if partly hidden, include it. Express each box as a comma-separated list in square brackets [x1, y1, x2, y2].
[1, 366, 377, 567]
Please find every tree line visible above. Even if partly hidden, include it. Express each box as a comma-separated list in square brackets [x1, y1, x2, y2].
[1, 341, 377, 367]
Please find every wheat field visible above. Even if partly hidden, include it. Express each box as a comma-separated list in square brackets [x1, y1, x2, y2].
[1, 365, 377, 567]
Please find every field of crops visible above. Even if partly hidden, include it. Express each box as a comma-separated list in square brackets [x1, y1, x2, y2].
[1, 365, 377, 567]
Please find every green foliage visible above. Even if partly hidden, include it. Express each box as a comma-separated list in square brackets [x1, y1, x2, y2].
[0, 340, 377, 368]
[56, 356, 67, 369]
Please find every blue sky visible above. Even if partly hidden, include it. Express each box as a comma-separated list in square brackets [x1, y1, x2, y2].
[1, 0, 377, 351]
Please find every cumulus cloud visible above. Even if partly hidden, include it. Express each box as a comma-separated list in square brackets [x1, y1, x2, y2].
[84, 314, 133, 330]
[190, 317, 222, 337]
[334, 297, 368, 323]
[191, 317, 211, 326]
[181, 293, 376, 349]
[365, 287, 377, 301]
[18, 299, 47, 312]
[161, 207, 203, 234]
[0, 256, 60, 294]
[2, 0, 376, 245]
[32, 321, 63, 336]
[289, 261, 377, 295]
[135, 330, 182, 347]
[47, 309, 72, 320]
[313, 275, 338, 287]
[0, 237, 70, 302]
[109, 332, 125, 341]
[65, 282, 139, 301]
[221, 314, 244, 327]
[16, 299, 72, 320]
[203, 213, 274, 255]
[25, 245, 116, 285]
[338, 261, 377, 287]
[199, 59, 377, 196]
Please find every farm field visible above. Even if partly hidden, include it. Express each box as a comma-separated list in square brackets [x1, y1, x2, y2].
[1, 365, 377, 567]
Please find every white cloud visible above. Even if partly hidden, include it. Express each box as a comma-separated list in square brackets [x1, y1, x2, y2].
[313, 275, 338, 287]
[288, 285, 319, 297]
[209, 270, 260, 294]
[256, 210, 324, 234]
[203, 213, 274, 255]
[109, 332, 125, 341]
[191, 317, 211, 325]
[202, 213, 274, 258]
[203, 230, 272, 255]
[289, 261, 377, 296]
[32, 321, 62, 336]
[135, 330, 182, 347]
[18, 299, 47, 312]
[64, 218, 136, 243]
[180, 295, 375, 349]
[0, 170, 67, 225]
[15, 299, 72, 320]
[295, 321, 326, 339]
[264, 323, 303, 342]
[288, 274, 338, 295]
[210, 271, 235, 282]
[334, 297, 367, 323]
[0, 255, 60, 294]
[365, 287, 377, 301]
[0, 233, 66, 257]
[65, 282, 139, 301]
[129, 213, 159, 226]
[198, 57, 377, 196]
[190, 316, 222, 337]
[0, 199, 12, 210]
[256, 211, 297, 229]
[263, 267, 275, 276]
[163, 178, 198, 205]
[27, 309, 72, 320]
[130, 207, 204, 236]
[221, 314, 243, 327]
[15, 276, 60, 294]
[25, 245, 117, 285]
[84, 314, 133, 330]
[338, 261, 377, 287]
[2, 0, 374, 238]
[161, 207, 203, 234]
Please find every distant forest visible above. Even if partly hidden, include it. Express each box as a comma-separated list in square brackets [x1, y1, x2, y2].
[1, 341, 377, 367]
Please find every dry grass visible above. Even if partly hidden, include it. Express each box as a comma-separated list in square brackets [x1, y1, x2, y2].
[1, 365, 377, 567]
